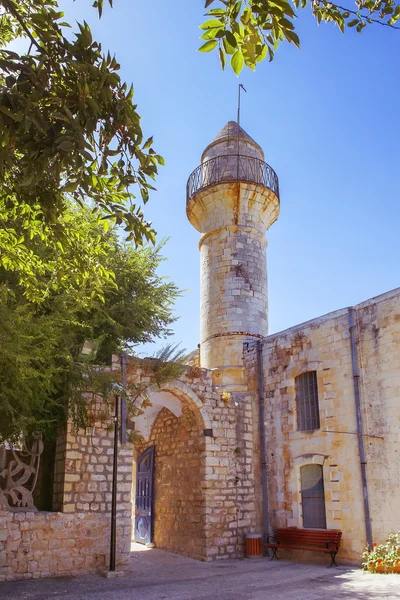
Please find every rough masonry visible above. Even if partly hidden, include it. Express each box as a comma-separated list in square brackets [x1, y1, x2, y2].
[1, 120, 399, 581]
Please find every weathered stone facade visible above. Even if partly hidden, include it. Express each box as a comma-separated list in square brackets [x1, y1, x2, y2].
[1, 120, 399, 581]
[0, 510, 114, 580]
[243, 288, 400, 563]
[134, 403, 206, 559]
[187, 121, 279, 392]
[0, 392, 134, 581]
[127, 364, 258, 562]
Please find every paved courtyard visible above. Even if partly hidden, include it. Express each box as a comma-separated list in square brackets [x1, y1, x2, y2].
[2, 544, 400, 600]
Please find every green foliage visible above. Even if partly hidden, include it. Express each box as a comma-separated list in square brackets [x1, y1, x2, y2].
[67, 344, 188, 444]
[362, 532, 400, 570]
[0, 203, 181, 442]
[199, 0, 400, 75]
[144, 343, 187, 387]
[0, 0, 162, 300]
[0, 195, 116, 303]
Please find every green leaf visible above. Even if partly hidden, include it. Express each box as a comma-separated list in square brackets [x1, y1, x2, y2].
[143, 136, 154, 149]
[256, 44, 268, 62]
[223, 36, 236, 54]
[347, 19, 359, 27]
[225, 30, 237, 48]
[279, 17, 295, 30]
[283, 29, 300, 48]
[62, 181, 79, 193]
[207, 8, 225, 15]
[231, 49, 244, 75]
[198, 40, 219, 52]
[219, 47, 226, 70]
[199, 19, 224, 30]
[58, 140, 75, 152]
[201, 28, 222, 40]
[140, 187, 149, 203]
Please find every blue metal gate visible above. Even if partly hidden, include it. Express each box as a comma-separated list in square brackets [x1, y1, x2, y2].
[134, 446, 155, 544]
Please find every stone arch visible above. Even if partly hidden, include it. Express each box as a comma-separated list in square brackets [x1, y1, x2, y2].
[160, 380, 213, 430]
[133, 381, 212, 441]
[132, 380, 209, 560]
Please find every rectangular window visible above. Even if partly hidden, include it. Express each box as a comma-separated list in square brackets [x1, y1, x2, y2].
[300, 464, 327, 529]
[295, 371, 320, 431]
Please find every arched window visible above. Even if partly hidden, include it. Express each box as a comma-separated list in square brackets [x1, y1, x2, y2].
[300, 464, 327, 529]
[295, 371, 320, 431]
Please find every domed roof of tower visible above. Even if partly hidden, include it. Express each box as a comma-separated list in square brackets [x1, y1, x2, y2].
[201, 121, 264, 162]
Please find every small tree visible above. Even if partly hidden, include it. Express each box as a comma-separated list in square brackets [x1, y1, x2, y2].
[0, 203, 181, 442]
[0, 0, 163, 300]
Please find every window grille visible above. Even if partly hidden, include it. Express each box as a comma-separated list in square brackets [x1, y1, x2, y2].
[295, 371, 320, 431]
[300, 464, 327, 529]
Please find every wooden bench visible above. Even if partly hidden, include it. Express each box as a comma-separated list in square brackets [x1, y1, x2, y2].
[265, 528, 342, 567]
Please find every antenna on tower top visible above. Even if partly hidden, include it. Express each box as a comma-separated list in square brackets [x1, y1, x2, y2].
[237, 83, 247, 126]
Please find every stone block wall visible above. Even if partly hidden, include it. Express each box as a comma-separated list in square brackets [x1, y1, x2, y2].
[52, 428, 67, 512]
[199, 219, 268, 371]
[355, 290, 400, 540]
[1, 355, 264, 581]
[186, 121, 279, 387]
[126, 362, 259, 561]
[201, 389, 258, 561]
[243, 288, 400, 563]
[0, 391, 134, 581]
[0, 510, 115, 581]
[135, 403, 206, 560]
[187, 180, 279, 383]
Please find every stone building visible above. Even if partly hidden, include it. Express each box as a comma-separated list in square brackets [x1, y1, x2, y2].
[1, 121, 399, 580]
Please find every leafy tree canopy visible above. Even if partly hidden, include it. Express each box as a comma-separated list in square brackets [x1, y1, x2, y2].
[0, 0, 163, 300]
[1, 0, 397, 299]
[0, 202, 181, 442]
[199, 0, 400, 74]
[0, 0, 396, 440]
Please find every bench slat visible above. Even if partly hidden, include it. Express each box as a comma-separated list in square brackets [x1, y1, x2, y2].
[265, 528, 342, 566]
[265, 543, 333, 553]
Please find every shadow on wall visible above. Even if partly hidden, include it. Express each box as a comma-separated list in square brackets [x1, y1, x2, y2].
[132, 401, 206, 560]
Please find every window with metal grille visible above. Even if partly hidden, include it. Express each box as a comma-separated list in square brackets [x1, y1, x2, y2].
[295, 371, 320, 431]
[300, 464, 327, 529]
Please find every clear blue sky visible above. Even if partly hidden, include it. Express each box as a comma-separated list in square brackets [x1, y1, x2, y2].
[65, 1, 400, 355]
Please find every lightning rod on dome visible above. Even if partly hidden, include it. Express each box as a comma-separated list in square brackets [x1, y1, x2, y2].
[237, 83, 247, 127]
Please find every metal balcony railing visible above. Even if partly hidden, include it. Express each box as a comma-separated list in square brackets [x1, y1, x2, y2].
[186, 154, 279, 204]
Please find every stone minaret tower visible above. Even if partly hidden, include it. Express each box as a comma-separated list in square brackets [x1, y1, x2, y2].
[186, 121, 280, 392]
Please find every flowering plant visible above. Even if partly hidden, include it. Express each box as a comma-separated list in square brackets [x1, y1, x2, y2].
[362, 532, 400, 572]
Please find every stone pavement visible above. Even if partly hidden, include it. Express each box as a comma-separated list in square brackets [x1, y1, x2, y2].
[1, 544, 400, 600]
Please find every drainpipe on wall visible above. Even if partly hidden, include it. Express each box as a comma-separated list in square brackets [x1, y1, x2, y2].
[349, 307, 373, 549]
[120, 354, 127, 444]
[257, 340, 270, 545]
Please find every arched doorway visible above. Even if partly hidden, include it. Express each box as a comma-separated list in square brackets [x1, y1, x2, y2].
[131, 384, 210, 560]
[134, 445, 155, 545]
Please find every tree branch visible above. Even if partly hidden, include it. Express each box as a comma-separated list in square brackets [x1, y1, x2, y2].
[2, 0, 42, 51]
[315, 0, 400, 30]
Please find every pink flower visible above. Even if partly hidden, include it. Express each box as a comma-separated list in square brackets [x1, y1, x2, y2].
[373, 543, 377, 547]
[378, 559, 383, 564]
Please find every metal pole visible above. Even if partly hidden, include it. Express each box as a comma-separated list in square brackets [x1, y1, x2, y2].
[237, 84, 247, 126]
[120, 354, 127, 445]
[349, 308, 373, 549]
[237, 83, 241, 125]
[109, 394, 119, 571]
